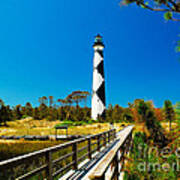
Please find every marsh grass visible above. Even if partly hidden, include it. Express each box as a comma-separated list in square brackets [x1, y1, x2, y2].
[0, 119, 116, 136]
[0, 140, 63, 161]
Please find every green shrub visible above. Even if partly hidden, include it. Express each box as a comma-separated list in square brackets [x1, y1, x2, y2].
[21, 115, 29, 119]
[59, 120, 74, 126]
[55, 119, 94, 128]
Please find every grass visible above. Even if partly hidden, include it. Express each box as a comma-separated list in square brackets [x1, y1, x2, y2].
[0, 140, 63, 161]
[0, 119, 121, 136]
[0, 118, 125, 161]
[0, 119, 128, 137]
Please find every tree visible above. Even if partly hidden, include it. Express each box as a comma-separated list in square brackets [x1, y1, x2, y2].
[175, 101, 180, 121]
[6, 105, 13, 122]
[33, 107, 41, 120]
[57, 106, 66, 120]
[106, 104, 114, 122]
[136, 99, 149, 123]
[13, 105, 23, 120]
[133, 99, 147, 122]
[164, 100, 175, 132]
[123, 108, 134, 122]
[47, 106, 58, 121]
[80, 91, 90, 107]
[175, 101, 180, 130]
[120, 0, 180, 21]
[136, 100, 168, 147]
[38, 96, 48, 105]
[130, 107, 139, 122]
[25, 102, 33, 117]
[66, 91, 90, 106]
[112, 104, 124, 122]
[57, 99, 68, 106]
[38, 103, 48, 119]
[154, 108, 165, 122]
[0, 105, 12, 126]
[0, 99, 4, 107]
[48, 96, 54, 107]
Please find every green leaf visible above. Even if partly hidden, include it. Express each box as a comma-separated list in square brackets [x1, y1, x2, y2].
[164, 12, 172, 21]
[175, 41, 180, 52]
[140, 4, 146, 8]
[140, 2, 148, 8]
[175, 45, 180, 52]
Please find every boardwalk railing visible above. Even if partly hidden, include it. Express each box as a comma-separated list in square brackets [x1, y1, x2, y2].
[88, 125, 134, 180]
[0, 129, 116, 180]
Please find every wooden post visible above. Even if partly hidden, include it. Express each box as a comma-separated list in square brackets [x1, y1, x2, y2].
[113, 129, 116, 140]
[46, 151, 53, 180]
[124, 138, 128, 155]
[111, 130, 114, 141]
[110, 131, 112, 142]
[101, 173, 105, 180]
[88, 138, 92, 159]
[129, 131, 133, 153]
[127, 134, 131, 153]
[126, 133, 132, 154]
[55, 129, 57, 140]
[97, 173, 105, 180]
[114, 152, 119, 180]
[119, 146, 125, 175]
[108, 131, 110, 143]
[97, 135, 101, 151]
[104, 133, 106, 147]
[72, 142, 78, 170]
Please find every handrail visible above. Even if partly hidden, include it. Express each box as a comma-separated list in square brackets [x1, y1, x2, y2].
[0, 129, 114, 167]
[0, 128, 116, 180]
[88, 125, 134, 180]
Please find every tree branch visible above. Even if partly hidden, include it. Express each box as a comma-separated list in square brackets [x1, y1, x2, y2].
[139, 2, 180, 21]
[168, 0, 179, 11]
[139, 2, 170, 12]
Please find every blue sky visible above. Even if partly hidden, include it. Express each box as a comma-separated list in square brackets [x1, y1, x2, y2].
[0, 0, 179, 107]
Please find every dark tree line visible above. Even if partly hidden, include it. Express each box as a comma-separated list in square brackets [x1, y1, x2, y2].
[0, 91, 91, 125]
[0, 93, 176, 128]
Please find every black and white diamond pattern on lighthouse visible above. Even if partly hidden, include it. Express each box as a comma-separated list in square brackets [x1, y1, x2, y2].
[92, 93, 105, 115]
[93, 51, 103, 68]
[96, 49, 104, 58]
[96, 60, 104, 76]
[92, 69, 104, 91]
[96, 81, 105, 106]
[91, 36, 106, 120]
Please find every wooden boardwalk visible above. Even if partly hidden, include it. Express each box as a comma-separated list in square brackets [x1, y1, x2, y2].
[0, 126, 134, 180]
[65, 125, 134, 180]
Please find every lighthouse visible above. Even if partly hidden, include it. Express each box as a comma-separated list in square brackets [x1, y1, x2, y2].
[91, 34, 106, 120]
